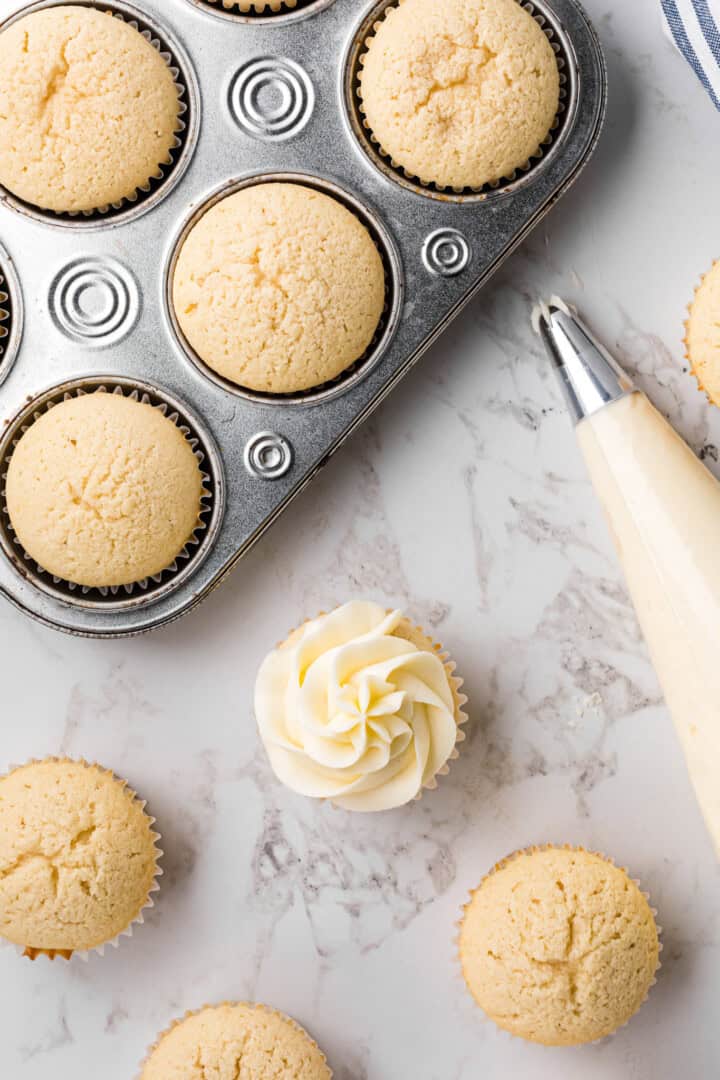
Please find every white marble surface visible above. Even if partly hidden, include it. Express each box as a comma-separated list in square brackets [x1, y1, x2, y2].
[2, 0, 720, 1076]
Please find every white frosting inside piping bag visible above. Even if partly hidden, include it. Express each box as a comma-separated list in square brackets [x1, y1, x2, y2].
[530, 294, 573, 334]
[254, 601, 458, 812]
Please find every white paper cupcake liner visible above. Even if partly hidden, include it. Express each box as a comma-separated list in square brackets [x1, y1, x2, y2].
[0, 379, 221, 610]
[352, 0, 569, 199]
[454, 843, 662, 1047]
[1, 756, 163, 962]
[136, 1002, 332, 1078]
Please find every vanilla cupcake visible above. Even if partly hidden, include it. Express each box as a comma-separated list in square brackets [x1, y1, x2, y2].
[0, 6, 180, 214]
[172, 182, 386, 395]
[686, 258, 720, 405]
[459, 846, 660, 1046]
[0, 759, 161, 959]
[255, 601, 467, 811]
[140, 1003, 331, 1078]
[5, 390, 204, 589]
[358, 0, 560, 190]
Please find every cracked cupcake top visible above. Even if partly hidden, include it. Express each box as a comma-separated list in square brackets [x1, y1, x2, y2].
[358, 0, 560, 190]
[5, 391, 204, 589]
[0, 759, 158, 954]
[0, 5, 180, 213]
[459, 846, 660, 1046]
[141, 1004, 331, 1080]
[172, 182, 386, 395]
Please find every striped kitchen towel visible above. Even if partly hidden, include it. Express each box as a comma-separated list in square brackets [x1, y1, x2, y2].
[661, 0, 720, 109]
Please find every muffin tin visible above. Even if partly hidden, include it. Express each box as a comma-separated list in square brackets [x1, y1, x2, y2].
[0, 0, 607, 636]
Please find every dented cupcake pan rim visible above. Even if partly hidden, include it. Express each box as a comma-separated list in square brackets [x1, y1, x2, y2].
[0, 0, 607, 637]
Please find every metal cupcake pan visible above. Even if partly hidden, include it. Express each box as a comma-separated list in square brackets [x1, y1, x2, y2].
[0, 0, 606, 636]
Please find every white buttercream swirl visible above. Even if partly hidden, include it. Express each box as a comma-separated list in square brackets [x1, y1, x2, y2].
[254, 601, 459, 811]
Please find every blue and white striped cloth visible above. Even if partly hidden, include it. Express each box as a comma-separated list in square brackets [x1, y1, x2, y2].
[661, 0, 720, 110]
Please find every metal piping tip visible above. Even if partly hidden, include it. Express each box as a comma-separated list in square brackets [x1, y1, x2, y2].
[532, 297, 635, 425]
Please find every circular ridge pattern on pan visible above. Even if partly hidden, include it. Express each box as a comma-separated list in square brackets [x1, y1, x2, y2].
[164, 172, 403, 407]
[0, 378, 225, 610]
[49, 257, 140, 345]
[183, 0, 336, 24]
[227, 57, 315, 141]
[0, 244, 22, 388]
[344, 0, 576, 203]
[0, 0, 200, 229]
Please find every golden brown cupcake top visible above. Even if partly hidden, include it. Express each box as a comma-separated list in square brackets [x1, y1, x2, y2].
[0, 5, 180, 213]
[459, 846, 660, 1045]
[0, 760, 159, 955]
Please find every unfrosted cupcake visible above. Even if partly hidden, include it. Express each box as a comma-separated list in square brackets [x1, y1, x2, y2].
[358, 0, 560, 190]
[5, 390, 204, 589]
[0, 759, 161, 959]
[255, 601, 467, 811]
[459, 846, 660, 1046]
[172, 182, 386, 395]
[685, 258, 720, 405]
[140, 1003, 331, 1078]
[0, 6, 180, 213]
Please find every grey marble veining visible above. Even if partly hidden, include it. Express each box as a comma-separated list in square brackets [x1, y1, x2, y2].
[2, 0, 720, 1076]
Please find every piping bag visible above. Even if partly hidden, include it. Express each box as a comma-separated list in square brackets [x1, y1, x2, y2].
[535, 298, 720, 856]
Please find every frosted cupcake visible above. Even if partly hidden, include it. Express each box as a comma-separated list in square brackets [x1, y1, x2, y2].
[459, 846, 660, 1045]
[172, 182, 386, 395]
[0, 759, 161, 959]
[255, 601, 466, 811]
[685, 258, 720, 405]
[140, 1003, 331, 1078]
[5, 390, 204, 589]
[0, 6, 180, 213]
[358, 0, 560, 190]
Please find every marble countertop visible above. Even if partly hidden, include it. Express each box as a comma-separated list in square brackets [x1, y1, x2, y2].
[2, 0, 720, 1076]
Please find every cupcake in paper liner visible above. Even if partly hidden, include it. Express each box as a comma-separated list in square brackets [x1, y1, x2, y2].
[139, 1002, 331, 1078]
[205, 0, 300, 11]
[356, 0, 562, 193]
[684, 258, 720, 407]
[171, 181, 388, 398]
[0, 5, 188, 217]
[254, 600, 468, 812]
[3, 385, 210, 596]
[457, 844, 661, 1046]
[0, 758, 162, 960]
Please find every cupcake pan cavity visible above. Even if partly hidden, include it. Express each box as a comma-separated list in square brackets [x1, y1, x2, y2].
[0, 379, 224, 613]
[0, 0, 199, 229]
[346, 0, 574, 203]
[183, 0, 336, 26]
[0, 241, 21, 388]
[0, 0, 605, 636]
[165, 172, 403, 406]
